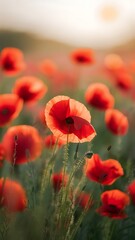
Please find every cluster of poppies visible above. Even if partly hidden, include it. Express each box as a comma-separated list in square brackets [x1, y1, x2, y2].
[104, 53, 134, 91]
[0, 46, 134, 223]
[85, 82, 129, 135]
[50, 152, 135, 219]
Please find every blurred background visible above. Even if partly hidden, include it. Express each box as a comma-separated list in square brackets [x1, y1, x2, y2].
[0, 0, 135, 52]
[0, 0, 134, 158]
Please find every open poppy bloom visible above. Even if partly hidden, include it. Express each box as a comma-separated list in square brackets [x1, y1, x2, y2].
[84, 154, 124, 185]
[0, 143, 5, 167]
[45, 95, 96, 143]
[51, 172, 68, 192]
[85, 83, 114, 110]
[71, 48, 95, 65]
[0, 178, 27, 212]
[2, 125, 42, 164]
[75, 192, 93, 209]
[97, 190, 130, 219]
[39, 59, 58, 76]
[127, 180, 135, 205]
[0, 47, 25, 76]
[105, 109, 129, 135]
[13, 76, 48, 103]
[0, 94, 23, 127]
[44, 134, 65, 148]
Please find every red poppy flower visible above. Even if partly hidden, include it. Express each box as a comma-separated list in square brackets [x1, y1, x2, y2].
[39, 59, 58, 76]
[75, 192, 93, 209]
[45, 95, 96, 143]
[13, 76, 48, 103]
[104, 54, 133, 91]
[71, 49, 95, 65]
[2, 125, 42, 165]
[0, 47, 25, 76]
[85, 83, 114, 110]
[0, 94, 23, 127]
[0, 143, 5, 167]
[84, 154, 124, 185]
[127, 180, 135, 205]
[97, 190, 130, 219]
[0, 178, 27, 212]
[44, 134, 65, 148]
[114, 72, 133, 91]
[105, 109, 129, 135]
[51, 172, 68, 192]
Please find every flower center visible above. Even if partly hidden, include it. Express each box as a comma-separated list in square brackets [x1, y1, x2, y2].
[108, 204, 119, 213]
[66, 117, 74, 124]
[76, 55, 86, 63]
[1, 108, 9, 115]
[3, 57, 14, 70]
[99, 173, 108, 181]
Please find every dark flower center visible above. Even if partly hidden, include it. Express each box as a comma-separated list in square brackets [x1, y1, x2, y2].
[3, 58, 14, 70]
[108, 204, 119, 214]
[1, 108, 9, 115]
[99, 173, 108, 181]
[66, 117, 74, 124]
[76, 56, 86, 62]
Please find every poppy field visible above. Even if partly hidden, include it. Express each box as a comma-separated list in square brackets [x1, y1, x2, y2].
[0, 42, 135, 240]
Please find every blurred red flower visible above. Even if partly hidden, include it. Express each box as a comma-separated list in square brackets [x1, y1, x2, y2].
[114, 71, 133, 91]
[13, 76, 48, 103]
[85, 83, 114, 110]
[105, 109, 129, 135]
[127, 180, 135, 205]
[44, 134, 65, 148]
[97, 190, 130, 219]
[45, 95, 96, 143]
[2, 125, 42, 164]
[39, 59, 58, 76]
[0, 178, 27, 212]
[0, 94, 23, 127]
[104, 54, 133, 91]
[75, 192, 93, 209]
[0, 47, 25, 76]
[71, 49, 95, 65]
[84, 154, 124, 185]
[51, 172, 68, 192]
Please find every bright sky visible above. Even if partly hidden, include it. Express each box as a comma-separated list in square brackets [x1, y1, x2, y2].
[0, 0, 135, 49]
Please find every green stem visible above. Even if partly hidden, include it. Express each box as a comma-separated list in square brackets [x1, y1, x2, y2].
[40, 138, 59, 200]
